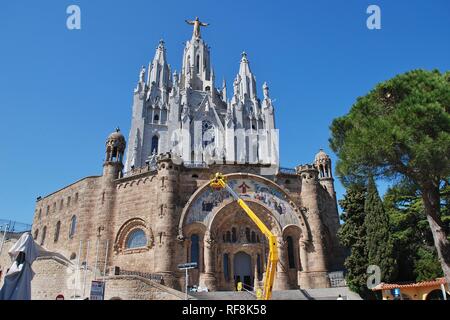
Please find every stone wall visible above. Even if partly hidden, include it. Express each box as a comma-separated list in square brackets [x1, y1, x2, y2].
[29, 158, 344, 294]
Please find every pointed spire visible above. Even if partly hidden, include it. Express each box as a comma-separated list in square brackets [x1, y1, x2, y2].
[241, 51, 248, 63]
[148, 38, 170, 89]
[139, 66, 146, 83]
[237, 51, 256, 100]
[222, 78, 227, 102]
[263, 82, 269, 99]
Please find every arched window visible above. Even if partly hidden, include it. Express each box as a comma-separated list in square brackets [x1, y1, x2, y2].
[41, 226, 47, 246]
[126, 229, 147, 249]
[153, 113, 160, 123]
[226, 231, 231, 243]
[151, 135, 159, 154]
[69, 215, 77, 238]
[34, 229, 39, 240]
[196, 55, 200, 74]
[54, 221, 61, 242]
[245, 227, 251, 242]
[287, 236, 296, 269]
[231, 227, 237, 243]
[251, 231, 256, 243]
[38, 209, 42, 220]
[223, 253, 230, 281]
[190, 234, 199, 264]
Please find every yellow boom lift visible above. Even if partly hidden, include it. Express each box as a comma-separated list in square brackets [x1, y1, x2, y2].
[209, 173, 278, 300]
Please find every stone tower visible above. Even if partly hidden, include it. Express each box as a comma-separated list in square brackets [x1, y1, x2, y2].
[296, 164, 330, 288]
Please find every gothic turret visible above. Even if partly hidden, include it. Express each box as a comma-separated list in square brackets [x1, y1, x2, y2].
[104, 127, 126, 179]
[238, 52, 257, 101]
[314, 149, 335, 198]
[147, 39, 172, 105]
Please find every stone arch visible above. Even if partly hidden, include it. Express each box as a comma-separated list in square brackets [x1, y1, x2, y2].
[208, 199, 283, 238]
[114, 218, 154, 254]
[178, 173, 309, 240]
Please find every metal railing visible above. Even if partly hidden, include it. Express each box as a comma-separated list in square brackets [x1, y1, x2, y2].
[279, 167, 297, 175]
[183, 161, 208, 168]
[116, 269, 164, 283]
[328, 271, 347, 287]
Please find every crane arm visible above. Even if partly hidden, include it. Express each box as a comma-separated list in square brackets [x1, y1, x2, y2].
[210, 173, 278, 300]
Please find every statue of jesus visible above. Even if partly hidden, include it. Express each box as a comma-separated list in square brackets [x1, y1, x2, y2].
[185, 17, 209, 39]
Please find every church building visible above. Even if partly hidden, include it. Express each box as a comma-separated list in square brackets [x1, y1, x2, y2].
[27, 18, 345, 298]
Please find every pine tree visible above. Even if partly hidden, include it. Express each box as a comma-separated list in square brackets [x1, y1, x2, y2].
[337, 184, 374, 299]
[364, 176, 397, 283]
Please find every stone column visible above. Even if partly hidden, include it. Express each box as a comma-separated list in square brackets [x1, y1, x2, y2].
[298, 240, 309, 288]
[229, 253, 235, 291]
[252, 253, 259, 290]
[297, 165, 330, 289]
[154, 156, 179, 289]
[199, 231, 217, 290]
[274, 239, 290, 290]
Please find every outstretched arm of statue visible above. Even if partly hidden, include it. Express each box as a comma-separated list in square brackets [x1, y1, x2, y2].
[185, 19, 194, 25]
[200, 22, 209, 26]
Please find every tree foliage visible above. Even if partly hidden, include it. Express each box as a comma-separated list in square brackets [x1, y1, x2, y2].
[337, 184, 374, 299]
[330, 69, 450, 284]
[384, 179, 449, 282]
[364, 176, 397, 283]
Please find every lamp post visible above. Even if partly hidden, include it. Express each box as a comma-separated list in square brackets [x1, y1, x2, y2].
[177, 262, 198, 300]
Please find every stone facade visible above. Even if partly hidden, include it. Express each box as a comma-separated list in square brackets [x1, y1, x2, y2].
[26, 20, 346, 299]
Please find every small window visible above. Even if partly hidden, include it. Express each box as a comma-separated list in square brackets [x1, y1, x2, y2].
[231, 227, 237, 243]
[69, 215, 77, 238]
[190, 234, 199, 263]
[46, 205, 50, 215]
[245, 227, 250, 242]
[226, 231, 231, 243]
[54, 221, 61, 242]
[60, 199, 64, 210]
[251, 231, 256, 243]
[34, 229, 39, 240]
[151, 135, 159, 154]
[126, 229, 148, 249]
[38, 209, 42, 220]
[53, 202, 56, 212]
[154, 114, 160, 122]
[75, 193, 78, 203]
[41, 226, 47, 246]
[67, 196, 71, 207]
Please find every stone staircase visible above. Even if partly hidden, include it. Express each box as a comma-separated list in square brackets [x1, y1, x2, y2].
[190, 287, 362, 300]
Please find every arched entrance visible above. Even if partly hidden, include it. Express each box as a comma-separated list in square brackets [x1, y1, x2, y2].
[234, 252, 252, 289]
[178, 173, 310, 291]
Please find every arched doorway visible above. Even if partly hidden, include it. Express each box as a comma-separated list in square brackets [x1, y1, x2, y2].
[234, 251, 252, 289]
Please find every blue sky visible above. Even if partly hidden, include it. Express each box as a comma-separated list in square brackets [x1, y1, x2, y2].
[0, 0, 449, 224]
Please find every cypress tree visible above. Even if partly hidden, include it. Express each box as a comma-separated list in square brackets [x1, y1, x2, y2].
[337, 184, 373, 299]
[364, 176, 397, 283]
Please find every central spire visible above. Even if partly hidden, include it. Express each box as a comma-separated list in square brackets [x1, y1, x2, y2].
[185, 17, 209, 39]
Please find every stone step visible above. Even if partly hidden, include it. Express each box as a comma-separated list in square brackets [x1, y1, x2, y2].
[189, 287, 362, 300]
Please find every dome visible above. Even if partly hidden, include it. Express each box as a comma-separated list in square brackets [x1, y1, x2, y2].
[314, 149, 330, 162]
[108, 127, 125, 141]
